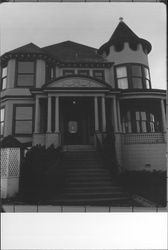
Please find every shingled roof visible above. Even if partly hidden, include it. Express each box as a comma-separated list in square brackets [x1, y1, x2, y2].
[42, 41, 106, 63]
[4, 43, 43, 55]
[98, 21, 152, 55]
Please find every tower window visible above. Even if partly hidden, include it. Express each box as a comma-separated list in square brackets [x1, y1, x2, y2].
[115, 64, 151, 89]
[16, 61, 35, 87]
[116, 66, 128, 89]
[1, 67, 7, 90]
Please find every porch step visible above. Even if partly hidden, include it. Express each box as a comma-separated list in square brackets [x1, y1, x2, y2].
[54, 150, 131, 206]
[63, 145, 95, 151]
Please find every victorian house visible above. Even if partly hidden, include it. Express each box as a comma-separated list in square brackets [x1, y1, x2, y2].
[0, 19, 166, 174]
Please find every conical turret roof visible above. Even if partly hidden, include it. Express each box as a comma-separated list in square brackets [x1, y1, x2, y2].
[98, 20, 152, 55]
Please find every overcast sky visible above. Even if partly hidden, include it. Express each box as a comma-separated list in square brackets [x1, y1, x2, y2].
[0, 3, 166, 89]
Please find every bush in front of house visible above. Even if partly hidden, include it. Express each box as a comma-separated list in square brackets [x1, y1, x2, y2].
[117, 170, 166, 207]
[19, 144, 64, 201]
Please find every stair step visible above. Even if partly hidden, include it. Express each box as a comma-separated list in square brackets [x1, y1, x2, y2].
[63, 186, 123, 192]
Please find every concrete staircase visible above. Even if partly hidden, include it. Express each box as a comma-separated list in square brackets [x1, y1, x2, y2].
[54, 146, 132, 206]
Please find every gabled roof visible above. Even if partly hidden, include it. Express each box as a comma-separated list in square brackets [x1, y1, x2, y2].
[4, 43, 43, 55]
[98, 21, 152, 55]
[42, 41, 106, 63]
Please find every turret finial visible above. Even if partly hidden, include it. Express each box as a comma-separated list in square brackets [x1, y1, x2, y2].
[119, 17, 124, 22]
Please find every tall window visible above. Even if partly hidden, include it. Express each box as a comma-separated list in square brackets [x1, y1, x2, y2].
[115, 64, 151, 89]
[144, 67, 151, 89]
[63, 70, 75, 76]
[78, 70, 89, 76]
[122, 110, 161, 133]
[17, 61, 35, 87]
[122, 111, 132, 133]
[1, 67, 7, 90]
[0, 108, 5, 136]
[131, 65, 143, 89]
[14, 105, 33, 135]
[93, 70, 105, 81]
[116, 66, 128, 89]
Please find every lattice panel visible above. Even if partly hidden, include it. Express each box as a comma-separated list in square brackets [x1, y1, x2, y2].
[8, 148, 20, 177]
[1, 149, 9, 177]
[1, 148, 20, 177]
[123, 133, 165, 145]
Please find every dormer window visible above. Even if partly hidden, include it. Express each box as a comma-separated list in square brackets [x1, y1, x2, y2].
[115, 64, 151, 89]
[1, 66, 7, 90]
[16, 61, 35, 87]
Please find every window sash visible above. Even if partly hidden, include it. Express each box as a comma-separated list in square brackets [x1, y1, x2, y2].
[63, 70, 75, 76]
[14, 106, 33, 135]
[78, 70, 89, 76]
[93, 70, 104, 80]
[17, 74, 34, 86]
[18, 62, 34, 74]
[118, 78, 128, 89]
[131, 65, 142, 77]
[116, 66, 127, 78]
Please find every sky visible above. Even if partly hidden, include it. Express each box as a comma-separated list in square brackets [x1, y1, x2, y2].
[0, 3, 166, 89]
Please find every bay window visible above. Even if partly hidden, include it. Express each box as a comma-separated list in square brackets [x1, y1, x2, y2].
[115, 64, 151, 89]
[13, 105, 33, 136]
[16, 61, 35, 87]
[1, 67, 7, 90]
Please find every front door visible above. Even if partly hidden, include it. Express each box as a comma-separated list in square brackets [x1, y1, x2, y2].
[61, 98, 93, 145]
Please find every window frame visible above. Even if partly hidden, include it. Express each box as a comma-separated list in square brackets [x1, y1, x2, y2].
[93, 70, 105, 81]
[13, 104, 34, 137]
[15, 60, 36, 88]
[46, 64, 56, 81]
[0, 107, 5, 137]
[115, 63, 151, 89]
[1, 66, 7, 90]
[63, 70, 75, 76]
[77, 70, 90, 76]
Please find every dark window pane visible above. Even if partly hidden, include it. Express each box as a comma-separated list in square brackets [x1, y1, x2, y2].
[131, 65, 142, 76]
[18, 62, 34, 73]
[16, 107, 32, 120]
[78, 70, 89, 76]
[63, 70, 75, 76]
[132, 78, 143, 88]
[15, 121, 32, 134]
[17, 75, 34, 86]
[93, 70, 104, 80]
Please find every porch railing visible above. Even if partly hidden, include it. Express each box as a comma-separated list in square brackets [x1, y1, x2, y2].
[123, 132, 165, 144]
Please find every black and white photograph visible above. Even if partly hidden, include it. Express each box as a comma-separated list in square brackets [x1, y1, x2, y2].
[0, 2, 167, 213]
[0, 2, 167, 250]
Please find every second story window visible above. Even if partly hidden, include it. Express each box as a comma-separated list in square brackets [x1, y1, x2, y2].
[115, 64, 151, 89]
[0, 107, 5, 136]
[46, 65, 55, 81]
[63, 70, 75, 76]
[93, 70, 105, 81]
[116, 66, 128, 89]
[16, 61, 35, 87]
[78, 70, 89, 76]
[1, 67, 7, 90]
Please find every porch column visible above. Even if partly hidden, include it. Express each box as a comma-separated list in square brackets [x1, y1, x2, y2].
[161, 99, 166, 133]
[55, 96, 59, 133]
[112, 97, 118, 133]
[117, 99, 122, 132]
[101, 96, 106, 132]
[47, 96, 52, 133]
[94, 96, 99, 132]
[34, 96, 40, 133]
